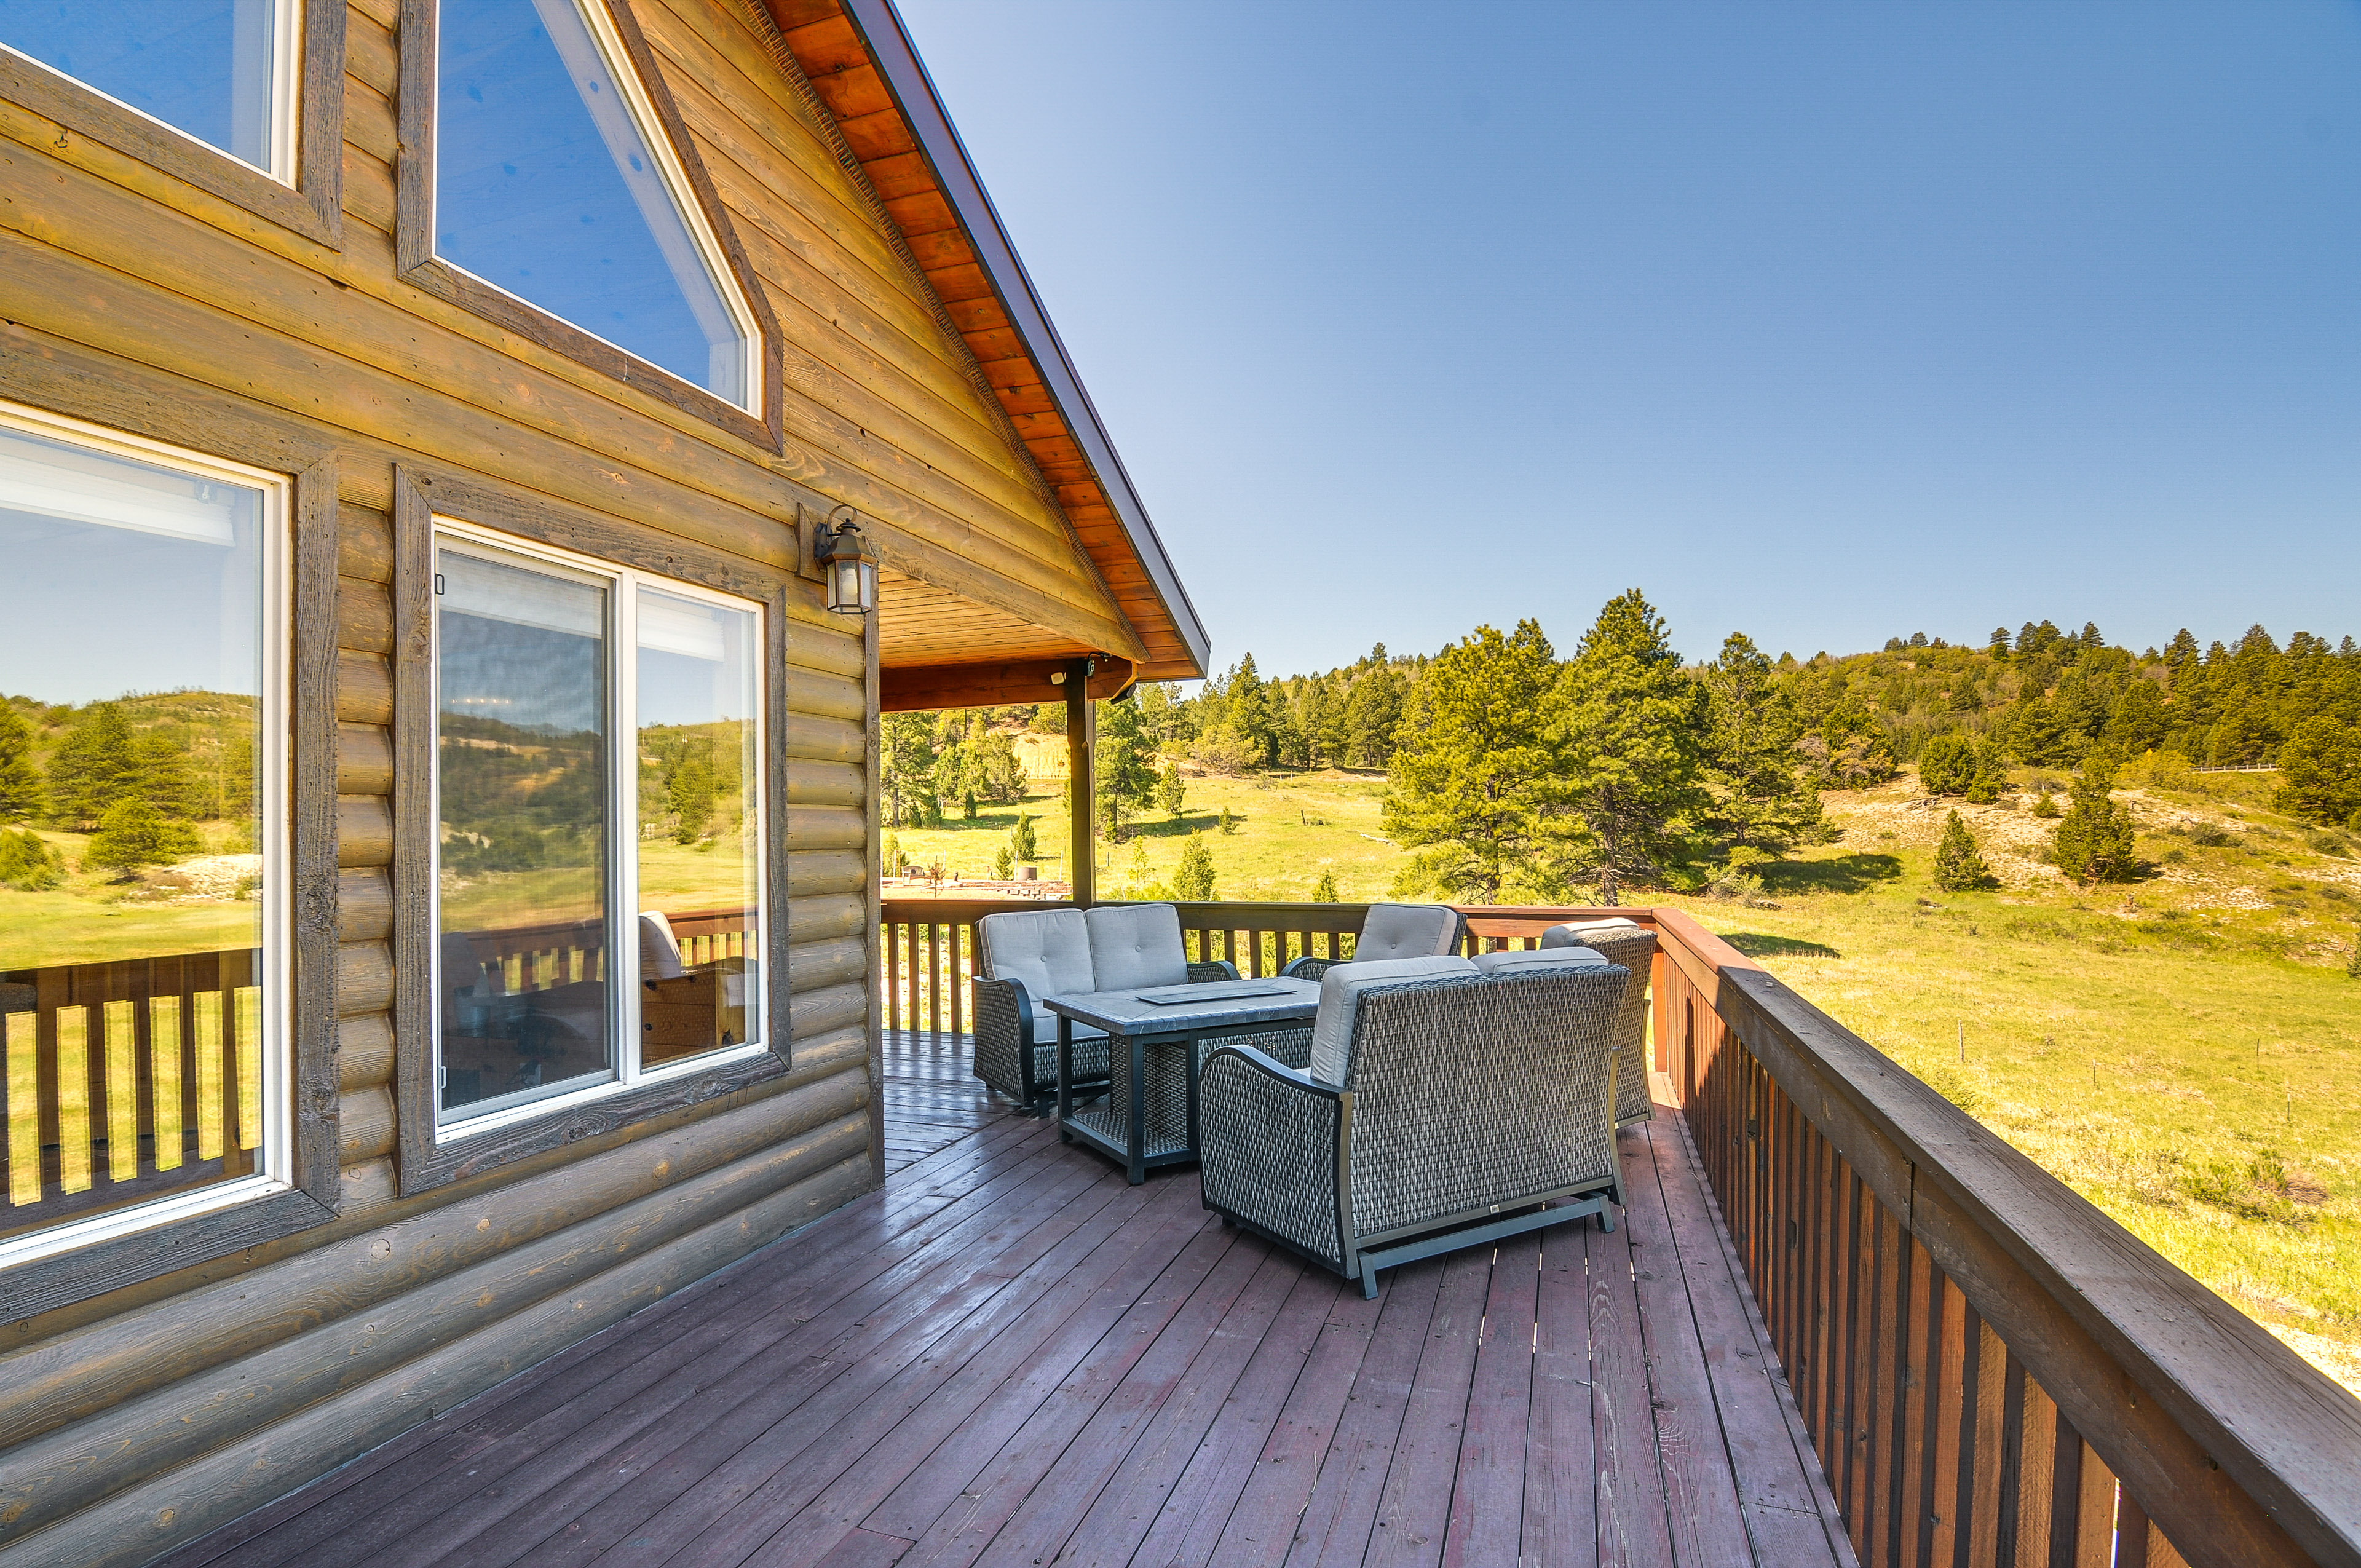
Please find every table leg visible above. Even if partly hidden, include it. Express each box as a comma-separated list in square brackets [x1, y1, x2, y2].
[1126, 1032, 1147, 1185]
[1057, 1016, 1074, 1141]
[1185, 1032, 1202, 1160]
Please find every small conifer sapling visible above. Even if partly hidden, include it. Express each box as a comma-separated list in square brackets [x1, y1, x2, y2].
[1932, 810, 1992, 891]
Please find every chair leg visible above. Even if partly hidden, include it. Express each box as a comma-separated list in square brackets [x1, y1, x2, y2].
[1599, 1206, 1617, 1233]
[1359, 1261, 1380, 1299]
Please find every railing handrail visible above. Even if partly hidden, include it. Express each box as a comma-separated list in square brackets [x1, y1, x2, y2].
[1647, 914, 2361, 1568]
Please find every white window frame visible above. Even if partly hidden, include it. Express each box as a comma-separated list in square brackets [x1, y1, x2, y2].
[0, 0, 304, 183]
[425, 0, 764, 416]
[429, 517, 769, 1145]
[0, 402, 293, 1275]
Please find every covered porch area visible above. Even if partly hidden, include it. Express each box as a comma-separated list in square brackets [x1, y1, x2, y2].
[159, 1032, 1852, 1568]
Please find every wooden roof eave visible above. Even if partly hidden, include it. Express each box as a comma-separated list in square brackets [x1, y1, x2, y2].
[773, 0, 1211, 683]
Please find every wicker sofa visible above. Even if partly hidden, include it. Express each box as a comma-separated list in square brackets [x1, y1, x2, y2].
[971, 904, 1237, 1111]
[1540, 918, 1658, 1124]
[1279, 903, 1463, 983]
[1197, 948, 1631, 1297]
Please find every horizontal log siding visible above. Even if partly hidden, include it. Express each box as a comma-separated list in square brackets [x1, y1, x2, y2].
[336, 496, 398, 1213]
[0, 4, 947, 1559]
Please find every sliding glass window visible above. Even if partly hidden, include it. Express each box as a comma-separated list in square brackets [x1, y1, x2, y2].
[432, 527, 764, 1134]
[0, 0, 303, 180]
[0, 402, 287, 1265]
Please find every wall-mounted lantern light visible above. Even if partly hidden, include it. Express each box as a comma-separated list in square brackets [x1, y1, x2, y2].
[815, 505, 878, 616]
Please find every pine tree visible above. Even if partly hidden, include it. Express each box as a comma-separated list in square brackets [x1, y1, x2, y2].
[1917, 734, 1979, 795]
[2349, 924, 2361, 980]
[1157, 762, 1187, 819]
[0, 703, 42, 823]
[2275, 718, 2361, 827]
[84, 798, 200, 876]
[1342, 664, 1409, 769]
[667, 746, 715, 844]
[880, 712, 937, 829]
[47, 702, 141, 828]
[1009, 815, 1038, 863]
[1217, 805, 1239, 836]
[1932, 810, 1992, 891]
[1172, 834, 1217, 901]
[0, 826, 65, 890]
[2052, 762, 2137, 884]
[1556, 593, 1708, 905]
[1094, 697, 1157, 839]
[1311, 869, 1339, 903]
[1383, 620, 1575, 904]
[1701, 632, 1824, 855]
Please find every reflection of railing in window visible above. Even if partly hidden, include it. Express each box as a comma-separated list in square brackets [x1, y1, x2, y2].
[0, 951, 263, 1235]
[445, 908, 753, 992]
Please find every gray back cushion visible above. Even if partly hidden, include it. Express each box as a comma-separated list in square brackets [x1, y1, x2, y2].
[1352, 903, 1461, 964]
[977, 908, 1094, 1023]
[1472, 945, 1608, 975]
[1307, 955, 1478, 1085]
[1084, 903, 1189, 992]
[1541, 917, 1646, 949]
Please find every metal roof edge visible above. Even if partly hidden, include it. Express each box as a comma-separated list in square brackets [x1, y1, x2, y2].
[837, 0, 1212, 679]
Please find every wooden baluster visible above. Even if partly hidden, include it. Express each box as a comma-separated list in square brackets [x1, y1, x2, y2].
[884, 922, 900, 1035]
[2071, 1444, 2118, 1568]
[194, 990, 224, 1162]
[4, 1008, 36, 1205]
[2010, 1375, 2062, 1568]
[1896, 1240, 1939, 1568]
[235, 985, 262, 1153]
[56, 1004, 91, 1194]
[149, 997, 184, 1173]
[905, 923, 919, 1040]
[1926, 1281, 1971, 1568]
[927, 923, 941, 1038]
[104, 998, 138, 1184]
[950, 924, 965, 1039]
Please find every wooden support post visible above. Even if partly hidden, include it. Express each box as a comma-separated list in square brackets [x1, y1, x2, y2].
[1066, 658, 1094, 907]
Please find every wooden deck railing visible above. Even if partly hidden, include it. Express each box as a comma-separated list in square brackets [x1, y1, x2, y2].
[1, 951, 264, 1233]
[875, 895, 2361, 1567]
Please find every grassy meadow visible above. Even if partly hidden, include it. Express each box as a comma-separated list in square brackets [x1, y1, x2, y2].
[889, 759, 2361, 1393]
[0, 823, 259, 970]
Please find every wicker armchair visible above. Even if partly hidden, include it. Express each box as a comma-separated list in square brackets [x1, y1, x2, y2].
[973, 905, 1238, 1112]
[1198, 954, 1631, 1297]
[1540, 919, 1658, 1124]
[1279, 903, 1463, 983]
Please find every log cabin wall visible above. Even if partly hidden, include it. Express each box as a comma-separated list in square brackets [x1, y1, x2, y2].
[0, 0, 1125, 1561]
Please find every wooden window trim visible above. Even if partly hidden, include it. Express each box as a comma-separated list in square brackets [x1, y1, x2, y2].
[0, 404, 342, 1327]
[394, 0, 785, 453]
[390, 467, 791, 1197]
[0, 1, 346, 247]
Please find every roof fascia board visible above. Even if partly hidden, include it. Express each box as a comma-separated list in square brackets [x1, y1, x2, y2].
[837, 0, 1211, 678]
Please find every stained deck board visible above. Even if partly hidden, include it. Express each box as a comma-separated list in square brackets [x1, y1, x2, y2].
[165, 1047, 1857, 1568]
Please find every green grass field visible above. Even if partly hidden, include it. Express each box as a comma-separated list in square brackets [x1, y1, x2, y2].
[0, 826, 259, 970]
[889, 761, 2361, 1392]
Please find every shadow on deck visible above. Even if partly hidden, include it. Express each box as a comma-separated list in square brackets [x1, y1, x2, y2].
[166, 1033, 1858, 1568]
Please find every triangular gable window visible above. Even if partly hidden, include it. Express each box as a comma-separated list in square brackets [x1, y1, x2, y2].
[435, 0, 756, 409]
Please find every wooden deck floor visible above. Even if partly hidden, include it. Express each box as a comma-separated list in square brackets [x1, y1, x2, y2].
[167, 1034, 1857, 1568]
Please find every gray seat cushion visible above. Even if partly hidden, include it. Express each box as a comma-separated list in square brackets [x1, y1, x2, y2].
[1307, 955, 1478, 1086]
[1083, 903, 1190, 992]
[1540, 917, 1647, 949]
[1351, 903, 1461, 963]
[978, 909, 1095, 1043]
[1471, 945, 1610, 974]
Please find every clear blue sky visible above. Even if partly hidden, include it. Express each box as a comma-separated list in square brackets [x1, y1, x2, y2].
[897, 1, 2361, 676]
